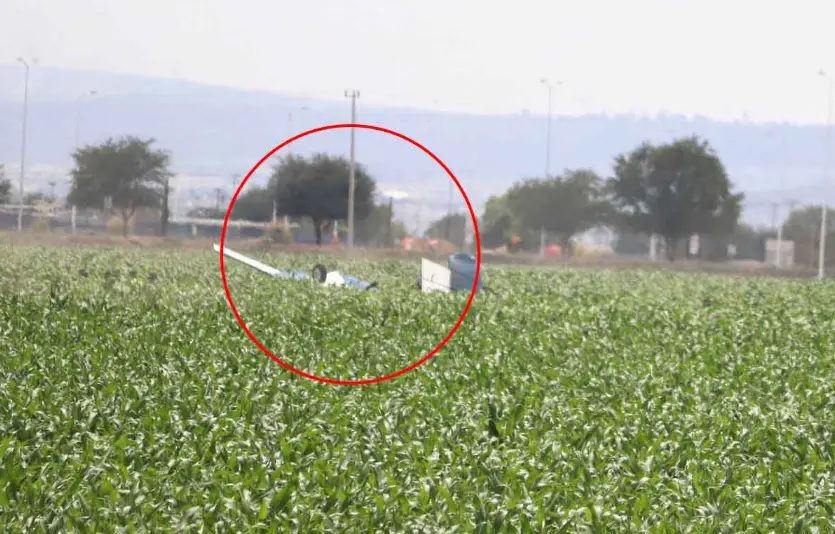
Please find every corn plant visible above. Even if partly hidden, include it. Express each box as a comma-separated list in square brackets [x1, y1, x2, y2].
[1, 246, 834, 532]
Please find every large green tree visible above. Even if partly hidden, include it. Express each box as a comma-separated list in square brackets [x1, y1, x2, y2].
[479, 194, 516, 248]
[68, 137, 171, 236]
[232, 185, 273, 222]
[478, 194, 539, 251]
[505, 169, 610, 249]
[269, 153, 376, 245]
[608, 137, 743, 261]
[0, 165, 11, 204]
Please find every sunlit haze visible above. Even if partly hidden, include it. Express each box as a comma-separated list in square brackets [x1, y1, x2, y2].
[2, 0, 835, 123]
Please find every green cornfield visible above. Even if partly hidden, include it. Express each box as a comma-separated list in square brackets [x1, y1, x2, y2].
[2, 245, 834, 531]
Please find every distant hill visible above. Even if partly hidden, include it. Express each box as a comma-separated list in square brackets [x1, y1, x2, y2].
[1, 65, 832, 227]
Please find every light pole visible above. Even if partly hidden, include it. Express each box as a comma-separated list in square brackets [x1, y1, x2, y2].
[538, 79, 562, 256]
[818, 70, 833, 280]
[16, 57, 33, 232]
[775, 129, 788, 267]
[74, 90, 97, 149]
[345, 90, 359, 248]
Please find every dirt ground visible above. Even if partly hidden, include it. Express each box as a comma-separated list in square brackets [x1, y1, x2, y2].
[1, 230, 819, 280]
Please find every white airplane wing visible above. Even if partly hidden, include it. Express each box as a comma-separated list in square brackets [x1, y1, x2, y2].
[213, 244, 298, 278]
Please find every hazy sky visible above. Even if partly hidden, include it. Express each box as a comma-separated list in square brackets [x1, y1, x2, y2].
[2, 0, 834, 123]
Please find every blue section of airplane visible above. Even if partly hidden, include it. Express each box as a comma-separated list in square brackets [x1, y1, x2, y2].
[448, 253, 482, 292]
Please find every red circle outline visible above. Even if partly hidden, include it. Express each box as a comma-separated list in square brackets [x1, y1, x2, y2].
[219, 123, 482, 386]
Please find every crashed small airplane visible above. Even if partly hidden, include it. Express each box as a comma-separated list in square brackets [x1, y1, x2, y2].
[214, 244, 378, 290]
[214, 244, 482, 294]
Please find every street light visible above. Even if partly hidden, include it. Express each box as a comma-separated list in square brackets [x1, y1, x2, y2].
[538, 79, 564, 177]
[818, 70, 833, 280]
[538, 78, 563, 256]
[74, 90, 97, 149]
[774, 129, 788, 267]
[15, 57, 35, 232]
[345, 90, 359, 248]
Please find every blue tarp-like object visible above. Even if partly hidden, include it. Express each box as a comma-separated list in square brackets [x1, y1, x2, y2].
[448, 253, 482, 291]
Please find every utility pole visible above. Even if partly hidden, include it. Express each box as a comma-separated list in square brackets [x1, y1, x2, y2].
[775, 130, 788, 268]
[16, 57, 32, 232]
[345, 90, 359, 248]
[538, 78, 562, 256]
[770, 202, 778, 230]
[818, 70, 833, 279]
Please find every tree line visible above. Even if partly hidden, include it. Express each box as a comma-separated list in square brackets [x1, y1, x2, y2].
[55, 136, 391, 243]
[474, 136, 833, 266]
[477, 137, 743, 261]
[6, 134, 829, 264]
